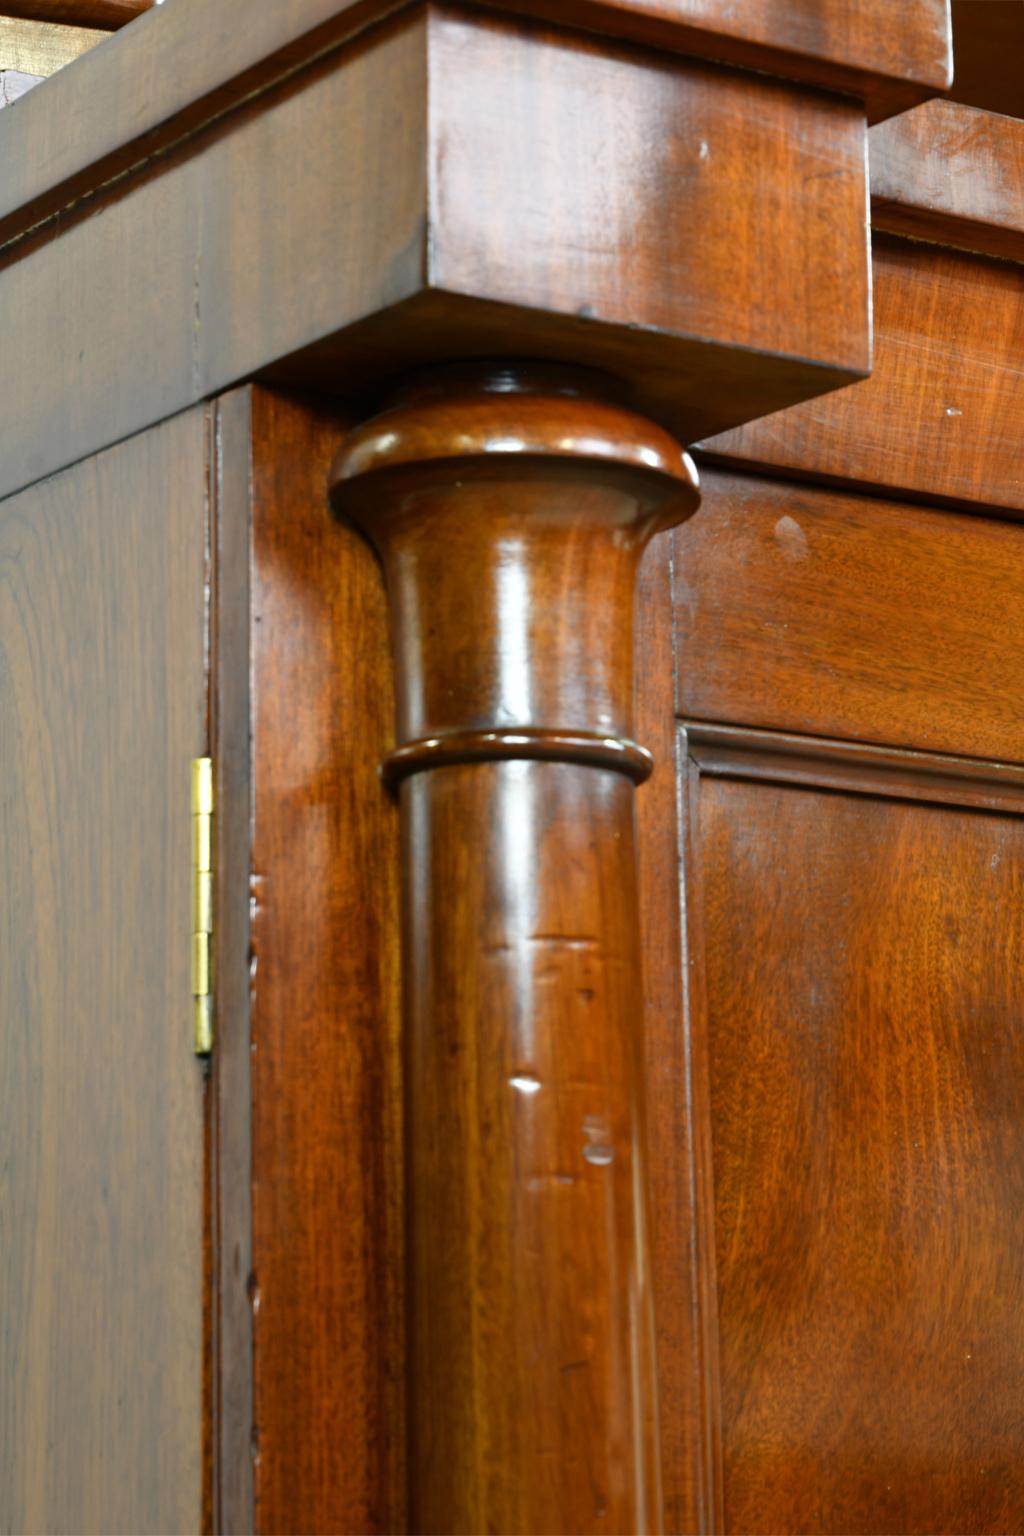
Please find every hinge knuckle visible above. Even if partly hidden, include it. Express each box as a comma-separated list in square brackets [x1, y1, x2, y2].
[191, 757, 214, 1055]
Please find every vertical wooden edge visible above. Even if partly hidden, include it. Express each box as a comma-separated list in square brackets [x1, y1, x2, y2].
[209, 386, 255, 1536]
[675, 710, 724, 1533]
[636, 532, 721, 1533]
[248, 386, 405, 1534]
[636, 533, 688, 1531]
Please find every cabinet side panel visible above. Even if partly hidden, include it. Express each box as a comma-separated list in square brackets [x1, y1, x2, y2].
[0, 409, 208, 1534]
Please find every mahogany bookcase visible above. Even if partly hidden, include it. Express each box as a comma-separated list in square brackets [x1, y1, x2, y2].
[4, 1, 1024, 1533]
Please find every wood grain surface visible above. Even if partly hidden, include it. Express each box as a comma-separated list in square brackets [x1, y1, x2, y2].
[248, 388, 405, 1535]
[688, 723, 1024, 819]
[674, 469, 1024, 765]
[688, 762, 1024, 1533]
[0, 4, 869, 508]
[208, 389, 255, 1536]
[329, 364, 700, 1533]
[476, 0, 951, 119]
[636, 536, 720, 1535]
[870, 100, 1024, 262]
[702, 238, 1024, 513]
[0, 0, 149, 25]
[427, 10, 869, 390]
[0, 0, 944, 250]
[0, 408, 207, 1533]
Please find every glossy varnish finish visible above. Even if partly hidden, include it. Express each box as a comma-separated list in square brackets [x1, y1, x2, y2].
[704, 238, 1024, 513]
[0, 4, 871, 506]
[330, 365, 699, 1534]
[635, 538, 720, 1535]
[674, 469, 1024, 763]
[0, 0, 946, 255]
[683, 744, 1024, 1533]
[0, 408, 207, 1533]
[870, 100, 1024, 263]
[0, 0, 149, 24]
[248, 389, 405, 1535]
[425, 10, 869, 403]
[477, 0, 951, 119]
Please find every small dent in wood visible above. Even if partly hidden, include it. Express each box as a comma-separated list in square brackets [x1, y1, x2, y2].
[582, 1113, 615, 1167]
[773, 514, 810, 562]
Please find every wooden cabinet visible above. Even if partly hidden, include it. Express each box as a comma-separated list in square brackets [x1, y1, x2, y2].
[4, 1, 1024, 1533]
[0, 410, 208, 1534]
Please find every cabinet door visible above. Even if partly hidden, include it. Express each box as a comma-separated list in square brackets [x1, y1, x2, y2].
[0, 408, 208, 1534]
[662, 471, 1024, 1533]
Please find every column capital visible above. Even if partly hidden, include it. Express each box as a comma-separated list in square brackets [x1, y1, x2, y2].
[329, 362, 700, 786]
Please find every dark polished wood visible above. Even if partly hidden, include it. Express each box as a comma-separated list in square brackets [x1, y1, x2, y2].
[0, 408, 207, 1534]
[871, 100, 1024, 262]
[688, 722, 1024, 817]
[703, 237, 1024, 513]
[247, 389, 406, 1535]
[0, 0, 948, 253]
[675, 468, 1024, 763]
[0, 3, 872, 508]
[0, 0, 994, 1528]
[946, 0, 1024, 120]
[681, 731, 1024, 1534]
[477, 0, 951, 120]
[0, 0, 149, 24]
[208, 389, 256, 1536]
[330, 364, 699, 1534]
[636, 539, 720, 1536]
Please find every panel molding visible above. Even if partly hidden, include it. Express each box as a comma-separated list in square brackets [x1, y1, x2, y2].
[684, 721, 1024, 816]
[678, 717, 1024, 1532]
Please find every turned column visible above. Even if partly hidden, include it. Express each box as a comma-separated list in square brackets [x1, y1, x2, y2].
[329, 364, 700, 1535]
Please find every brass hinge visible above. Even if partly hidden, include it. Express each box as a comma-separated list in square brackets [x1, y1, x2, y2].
[191, 757, 214, 1055]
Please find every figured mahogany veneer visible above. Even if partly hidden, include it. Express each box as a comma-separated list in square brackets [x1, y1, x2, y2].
[241, 392, 406, 1536]
[0, 0, 149, 24]
[871, 99, 1024, 262]
[0, 3, 872, 508]
[675, 469, 1024, 761]
[329, 365, 699, 1534]
[477, 0, 951, 120]
[702, 237, 1024, 513]
[0, 0, 947, 258]
[681, 728, 1024, 1534]
[0, 0, 981, 1525]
